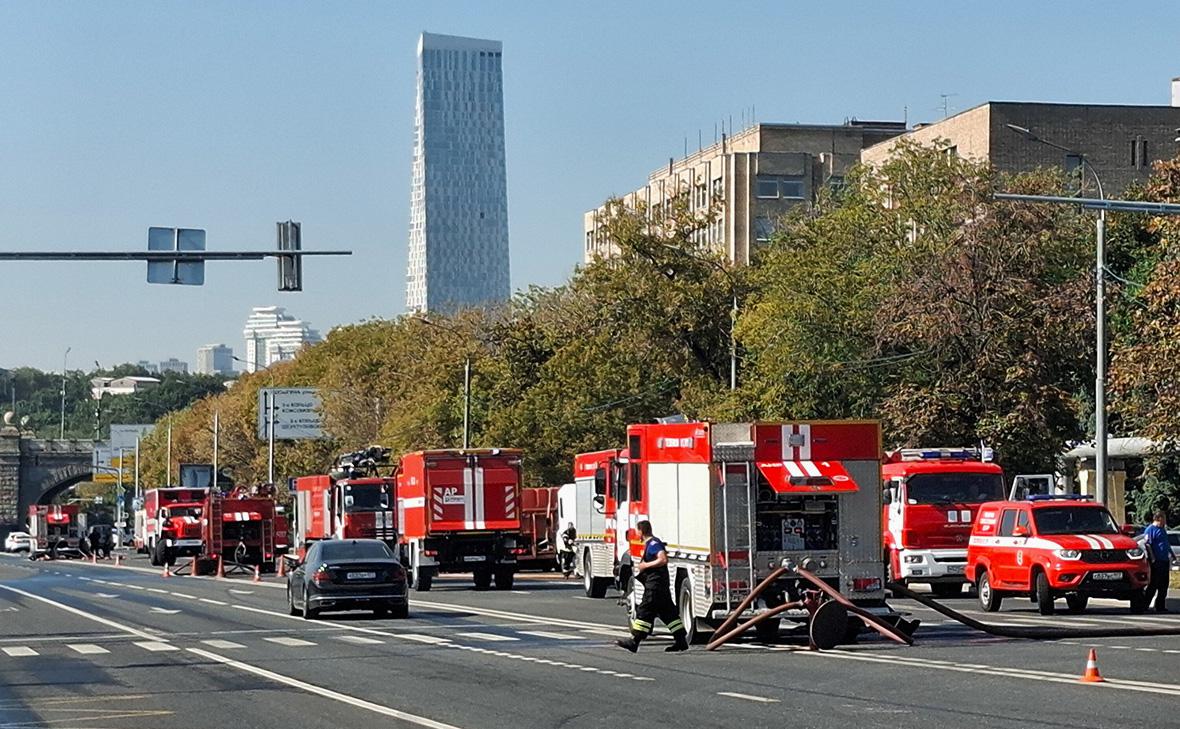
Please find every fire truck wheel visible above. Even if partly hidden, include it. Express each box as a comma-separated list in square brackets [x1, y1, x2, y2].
[677, 581, 705, 645]
[413, 568, 433, 592]
[1034, 570, 1055, 615]
[584, 554, 609, 598]
[153, 540, 173, 567]
[1065, 594, 1089, 613]
[931, 582, 963, 599]
[148, 542, 160, 567]
[493, 567, 514, 590]
[977, 570, 1003, 612]
[473, 567, 492, 590]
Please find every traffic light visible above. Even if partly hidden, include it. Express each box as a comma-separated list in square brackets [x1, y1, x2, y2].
[277, 221, 302, 292]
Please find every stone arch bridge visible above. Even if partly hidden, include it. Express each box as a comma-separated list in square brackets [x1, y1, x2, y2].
[0, 427, 95, 536]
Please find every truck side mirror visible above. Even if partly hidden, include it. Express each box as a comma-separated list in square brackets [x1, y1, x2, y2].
[1012, 525, 1030, 538]
[882, 489, 892, 506]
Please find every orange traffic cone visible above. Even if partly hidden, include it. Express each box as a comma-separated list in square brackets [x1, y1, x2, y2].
[90, 551, 97, 564]
[1079, 648, 1105, 683]
[113, 553, 122, 567]
[277, 557, 286, 578]
[252, 565, 262, 583]
[161, 562, 171, 578]
[215, 556, 225, 578]
[190, 556, 199, 577]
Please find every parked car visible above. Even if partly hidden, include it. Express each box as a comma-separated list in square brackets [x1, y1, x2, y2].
[4, 531, 32, 553]
[1169, 530, 1180, 566]
[287, 538, 408, 619]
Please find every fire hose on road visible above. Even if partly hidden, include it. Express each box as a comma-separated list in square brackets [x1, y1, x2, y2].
[888, 581, 1180, 639]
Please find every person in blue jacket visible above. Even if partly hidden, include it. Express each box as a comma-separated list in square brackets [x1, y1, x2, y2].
[616, 520, 689, 653]
[1142, 510, 1172, 613]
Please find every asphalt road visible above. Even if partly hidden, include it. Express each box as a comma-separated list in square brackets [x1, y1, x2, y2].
[2, 552, 1180, 729]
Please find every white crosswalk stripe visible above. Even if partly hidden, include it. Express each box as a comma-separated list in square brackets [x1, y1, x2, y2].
[335, 635, 384, 645]
[456, 632, 519, 642]
[517, 631, 579, 640]
[263, 636, 316, 647]
[134, 641, 178, 652]
[202, 639, 247, 649]
[2, 646, 37, 657]
[67, 644, 109, 654]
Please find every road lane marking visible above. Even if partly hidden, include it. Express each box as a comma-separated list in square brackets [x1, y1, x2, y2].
[717, 692, 780, 704]
[264, 636, 316, 647]
[199, 598, 227, 606]
[518, 631, 579, 640]
[134, 641, 178, 652]
[456, 632, 518, 642]
[187, 648, 463, 729]
[395, 634, 452, 644]
[228, 589, 255, 595]
[0, 585, 159, 641]
[68, 644, 109, 654]
[169, 592, 198, 600]
[149, 607, 181, 615]
[336, 635, 385, 645]
[201, 639, 246, 649]
[146, 588, 169, 594]
[96, 593, 119, 599]
[2, 647, 37, 657]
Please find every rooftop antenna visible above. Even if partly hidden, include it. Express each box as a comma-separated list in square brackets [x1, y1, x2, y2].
[698, 129, 702, 153]
[939, 93, 958, 119]
[904, 105, 908, 126]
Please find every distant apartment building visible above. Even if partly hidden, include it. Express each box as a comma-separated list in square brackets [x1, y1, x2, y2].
[90, 376, 160, 400]
[861, 91, 1180, 193]
[405, 32, 511, 313]
[583, 120, 906, 265]
[158, 358, 188, 375]
[196, 344, 234, 376]
[242, 306, 322, 373]
[135, 360, 159, 375]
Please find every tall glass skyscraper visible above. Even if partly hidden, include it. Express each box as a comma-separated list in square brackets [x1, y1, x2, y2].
[406, 32, 510, 313]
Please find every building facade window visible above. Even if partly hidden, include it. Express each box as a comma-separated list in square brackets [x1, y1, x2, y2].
[756, 175, 805, 199]
[756, 176, 780, 198]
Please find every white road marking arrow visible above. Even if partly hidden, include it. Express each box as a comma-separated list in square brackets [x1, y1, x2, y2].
[149, 607, 180, 615]
[227, 589, 255, 595]
[96, 593, 119, 599]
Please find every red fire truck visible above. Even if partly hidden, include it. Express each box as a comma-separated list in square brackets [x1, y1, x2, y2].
[574, 420, 888, 644]
[395, 448, 527, 591]
[565, 449, 623, 597]
[28, 504, 87, 558]
[517, 486, 559, 571]
[134, 487, 208, 566]
[292, 447, 398, 558]
[191, 485, 279, 574]
[882, 447, 1006, 596]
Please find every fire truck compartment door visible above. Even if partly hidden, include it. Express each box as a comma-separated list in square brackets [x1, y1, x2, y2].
[756, 460, 859, 494]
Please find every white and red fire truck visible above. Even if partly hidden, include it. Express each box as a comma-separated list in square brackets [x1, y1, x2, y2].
[292, 447, 398, 558]
[570, 420, 888, 643]
[395, 448, 527, 592]
[562, 448, 622, 597]
[882, 447, 1005, 596]
[191, 485, 279, 574]
[134, 487, 208, 566]
[27, 504, 87, 558]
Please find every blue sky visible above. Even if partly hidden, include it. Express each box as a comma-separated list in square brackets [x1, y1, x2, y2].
[2, 1, 1179, 372]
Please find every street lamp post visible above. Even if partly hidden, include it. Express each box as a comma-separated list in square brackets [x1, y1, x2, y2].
[1005, 124, 1109, 505]
[59, 346, 70, 439]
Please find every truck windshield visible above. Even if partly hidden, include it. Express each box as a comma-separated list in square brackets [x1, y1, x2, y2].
[344, 484, 389, 512]
[1033, 507, 1118, 535]
[167, 507, 203, 518]
[906, 472, 1004, 504]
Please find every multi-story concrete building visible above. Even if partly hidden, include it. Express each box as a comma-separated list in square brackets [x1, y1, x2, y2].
[242, 306, 322, 373]
[135, 360, 159, 375]
[158, 358, 188, 375]
[583, 120, 906, 265]
[861, 94, 1180, 193]
[195, 344, 234, 376]
[90, 376, 160, 400]
[405, 32, 510, 313]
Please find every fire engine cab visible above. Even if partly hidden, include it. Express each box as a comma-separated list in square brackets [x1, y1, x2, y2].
[882, 447, 1005, 596]
[575, 419, 888, 644]
[292, 447, 398, 558]
[967, 495, 1149, 615]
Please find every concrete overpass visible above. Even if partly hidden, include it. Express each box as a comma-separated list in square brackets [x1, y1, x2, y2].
[0, 425, 94, 535]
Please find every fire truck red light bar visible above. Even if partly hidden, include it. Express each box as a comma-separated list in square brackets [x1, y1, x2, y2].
[756, 460, 859, 494]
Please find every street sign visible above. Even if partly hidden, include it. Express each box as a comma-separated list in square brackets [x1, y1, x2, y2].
[277, 221, 303, 292]
[147, 227, 205, 285]
[257, 388, 324, 440]
[110, 424, 154, 449]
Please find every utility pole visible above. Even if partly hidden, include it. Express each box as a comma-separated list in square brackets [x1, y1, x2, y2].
[463, 357, 471, 449]
[166, 417, 172, 487]
[134, 437, 140, 501]
[59, 346, 70, 439]
[116, 447, 125, 547]
[1094, 209, 1108, 505]
[267, 391, 276, 484]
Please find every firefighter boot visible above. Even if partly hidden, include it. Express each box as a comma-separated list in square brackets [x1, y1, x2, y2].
[665, 628, 689, 653]
[616, 630, 645, 653]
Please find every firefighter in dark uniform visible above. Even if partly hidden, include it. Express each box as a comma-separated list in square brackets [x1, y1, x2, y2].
[616, 520, 689, 653]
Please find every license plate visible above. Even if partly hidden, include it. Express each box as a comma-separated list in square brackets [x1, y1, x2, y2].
[1092, 571, 1123, 581]
[947, 565, 965, 575]
[346, 571, 377, 580]
[462, 555, 486, 563]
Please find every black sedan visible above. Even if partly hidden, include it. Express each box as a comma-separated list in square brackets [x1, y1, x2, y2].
[287, 539, 408, 619]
